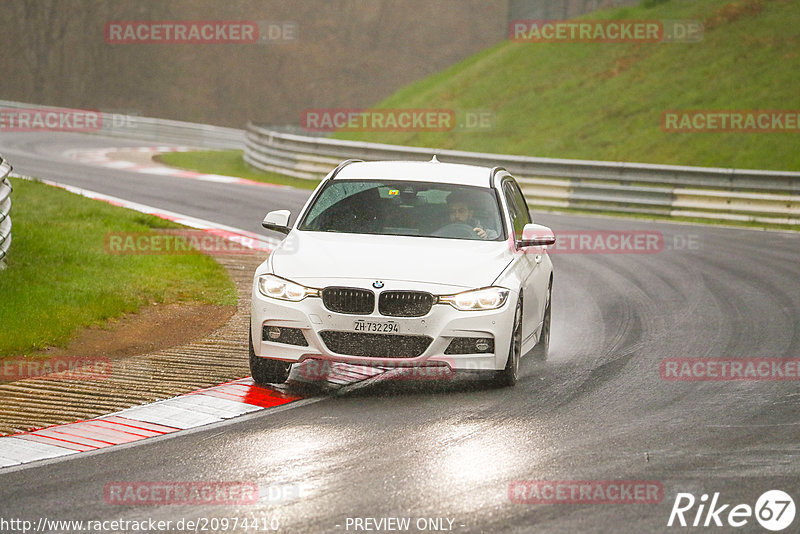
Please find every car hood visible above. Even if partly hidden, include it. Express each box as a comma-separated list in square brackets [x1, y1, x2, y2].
[269, 231, 513, 290]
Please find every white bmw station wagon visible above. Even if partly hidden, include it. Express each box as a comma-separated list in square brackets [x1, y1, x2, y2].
[250, 158, 555, 386]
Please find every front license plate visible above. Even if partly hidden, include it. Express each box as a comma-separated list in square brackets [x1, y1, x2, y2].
[353, 319, 399, 334]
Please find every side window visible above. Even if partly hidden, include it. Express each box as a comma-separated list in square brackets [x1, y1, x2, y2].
[503, 180, 530, 239]
[512, 182, 532, 226]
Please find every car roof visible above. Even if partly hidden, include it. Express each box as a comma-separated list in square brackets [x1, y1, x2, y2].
[332, 160, 503, 188]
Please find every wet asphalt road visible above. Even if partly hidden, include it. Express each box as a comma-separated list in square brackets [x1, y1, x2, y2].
[1, 131, 799, 533]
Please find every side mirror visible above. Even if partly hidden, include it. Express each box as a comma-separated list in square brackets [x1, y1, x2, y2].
[517, 223, 555, 249]
[262, 210, 291, 234]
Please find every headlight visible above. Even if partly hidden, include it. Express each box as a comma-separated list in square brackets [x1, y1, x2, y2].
[438, 287, 510, 311]
[258, 274, 318, 301]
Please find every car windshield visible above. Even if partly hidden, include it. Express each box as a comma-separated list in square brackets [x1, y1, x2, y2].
[298, 180, 505, 241]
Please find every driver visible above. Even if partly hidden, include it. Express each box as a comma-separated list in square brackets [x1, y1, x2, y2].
[445, 191, 497, 240]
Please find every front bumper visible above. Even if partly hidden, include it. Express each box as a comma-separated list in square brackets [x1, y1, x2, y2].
[250, 281, 516, 372]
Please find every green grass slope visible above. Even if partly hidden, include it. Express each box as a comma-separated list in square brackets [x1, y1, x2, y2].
[0, 178, 237, 357]
[337, 0, 800, 171]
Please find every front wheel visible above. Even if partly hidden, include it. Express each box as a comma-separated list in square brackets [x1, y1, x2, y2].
[249, 326, 291, 385]
[493, 295, 523, 387]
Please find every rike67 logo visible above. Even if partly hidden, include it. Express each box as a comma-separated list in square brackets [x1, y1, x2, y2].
[668, 490, 795, 531]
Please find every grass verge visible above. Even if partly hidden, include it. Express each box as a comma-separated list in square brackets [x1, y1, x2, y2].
[334, 0, 800, 171]
[0, 177, 237, 358]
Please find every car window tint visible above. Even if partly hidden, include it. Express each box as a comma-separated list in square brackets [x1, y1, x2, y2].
[503, 181, 524, 239]
[302, 181, 382, 228]
[511, 181, 531, 226]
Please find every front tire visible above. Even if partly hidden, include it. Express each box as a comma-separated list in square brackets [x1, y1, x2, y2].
[249, 326, 291, 385]
[493, 295, 523, 387]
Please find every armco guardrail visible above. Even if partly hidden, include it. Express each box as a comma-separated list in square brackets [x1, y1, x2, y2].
[0, 156, 12, 269]
[245, 122, 800, 225]
[0, 100, 243, 149]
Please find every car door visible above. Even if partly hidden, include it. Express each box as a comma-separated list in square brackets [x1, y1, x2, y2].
[502, 179, 546, 347]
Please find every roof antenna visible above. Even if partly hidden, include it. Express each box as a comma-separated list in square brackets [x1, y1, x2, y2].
[430, 154, 440, 163]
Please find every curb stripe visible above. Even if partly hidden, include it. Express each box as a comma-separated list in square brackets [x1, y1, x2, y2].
[190, 388, 290, 407]
[57, 423, 144, 444]
[0, 437, 77, 465]
[0, 378, 301, 468]
[37, 428, 115, 448]
[15, 434, 94, 452]
[81, 421, 165, 439]
[100, 416, 180, 434]
[63, 146, 291, 189]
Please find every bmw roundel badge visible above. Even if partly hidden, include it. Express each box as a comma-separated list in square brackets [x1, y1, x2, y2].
[373, 281, 384, 289]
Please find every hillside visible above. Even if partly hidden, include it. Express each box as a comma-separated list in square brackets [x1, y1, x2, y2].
[336, 0, 800, 171]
